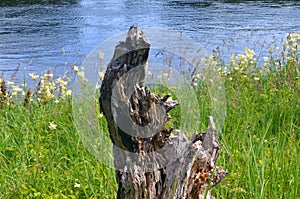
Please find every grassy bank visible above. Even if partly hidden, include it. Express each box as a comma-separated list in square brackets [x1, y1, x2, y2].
[0, 33, 299, 198]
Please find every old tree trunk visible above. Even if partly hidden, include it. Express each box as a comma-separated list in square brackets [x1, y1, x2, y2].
[100, 26, 227, 199]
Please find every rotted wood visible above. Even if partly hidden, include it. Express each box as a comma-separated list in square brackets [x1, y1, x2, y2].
[100, 26, 227, 199]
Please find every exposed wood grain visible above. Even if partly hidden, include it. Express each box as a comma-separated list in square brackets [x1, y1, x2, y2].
[99, 26, 227, 199]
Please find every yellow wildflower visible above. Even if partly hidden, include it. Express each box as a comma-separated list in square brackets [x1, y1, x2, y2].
[44, 73, 54, 78]
[65, 89, 72, 96]
[77, 71, 85, 79]
[73, 65, 79, 73]
[98, 71, 105, 81]
[56, 78, 68, 87]
[245, 48, 255, 59]
[43, 89, 54, 102]
[7, 81, 14, 85]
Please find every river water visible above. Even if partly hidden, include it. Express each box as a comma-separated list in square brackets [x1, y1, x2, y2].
[0, 0, 299, 83]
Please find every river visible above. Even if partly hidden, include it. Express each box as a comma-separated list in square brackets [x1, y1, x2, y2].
[0, 0, 299, 83]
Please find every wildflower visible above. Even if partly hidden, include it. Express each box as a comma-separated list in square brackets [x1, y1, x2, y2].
[96, 83, 101, 89]
[29, 73, 39, 80]
[275, 47, 279, 52]
[56, 78, 68, 87]
[291, 43, 298, 53]
[40, 79, 45, 87]
[11, 91, 18, 97]
[98, 72, 105, 81]
[98, 113, 104, 118]
[263, 57, 269, 63]
[48, 122, 57, 130]
[245, 48, 255, 59]
[254, 77, 260, 81]
[73, 65, 79, 73]
[11, 86, 22, 97]
[77, 71, 85, 79]
[44, 73, 54, 78]
[65, 89, 72, 96]
[43, 89, 54, 102]
[237, 54, 246, 62]
[268, 47, 272, 54]
[74, 183, 81, 188]
[291, 47, 298, 54]
[7, 81, 14, 85]
[12, 85, 22, 92]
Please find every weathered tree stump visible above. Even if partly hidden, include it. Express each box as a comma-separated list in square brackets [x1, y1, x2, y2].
[100, 26, 227, 199]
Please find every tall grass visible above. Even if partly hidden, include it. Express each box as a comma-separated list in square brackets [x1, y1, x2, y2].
[0, 101, 117, 198]
[0, 33, 299, 198]
[209, 33, 300, 199]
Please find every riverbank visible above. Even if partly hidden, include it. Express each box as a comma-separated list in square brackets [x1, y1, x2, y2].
[0, 33, 299, 198]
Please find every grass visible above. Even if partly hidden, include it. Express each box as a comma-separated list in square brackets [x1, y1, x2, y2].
[0, 33, 299, 198]
[0, 101, 117, 198]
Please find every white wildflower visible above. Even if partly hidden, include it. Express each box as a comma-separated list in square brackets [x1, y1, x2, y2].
[74, 183, 81, 188]
[29, 73, 39, 80]
[48, 122, 57, 130]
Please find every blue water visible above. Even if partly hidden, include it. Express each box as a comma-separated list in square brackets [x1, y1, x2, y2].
[0, 0, 299, 83]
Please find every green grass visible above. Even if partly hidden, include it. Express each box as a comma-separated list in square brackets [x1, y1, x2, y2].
[212, 70, 300, 198]
[0, 101, 117, 198]
[0, 33, 299, 198]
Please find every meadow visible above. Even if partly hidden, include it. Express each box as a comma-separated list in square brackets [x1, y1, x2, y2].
[0, 33, 299, 198]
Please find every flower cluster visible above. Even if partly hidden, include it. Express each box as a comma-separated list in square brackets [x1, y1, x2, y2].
[220, 32, 299, 82]
[282, 32, 299, 60]
[29, 70, 72, 104]
[0, 67, 74, 107]
[190, 32, 299, 93]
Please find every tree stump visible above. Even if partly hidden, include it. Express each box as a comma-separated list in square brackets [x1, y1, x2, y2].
[100, 26, 227, 199]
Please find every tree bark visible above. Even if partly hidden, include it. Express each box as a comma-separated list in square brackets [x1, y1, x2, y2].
[100, 26, 227, 199]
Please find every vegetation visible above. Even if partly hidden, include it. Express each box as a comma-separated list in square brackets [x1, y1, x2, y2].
[0, 32, 299, 198]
